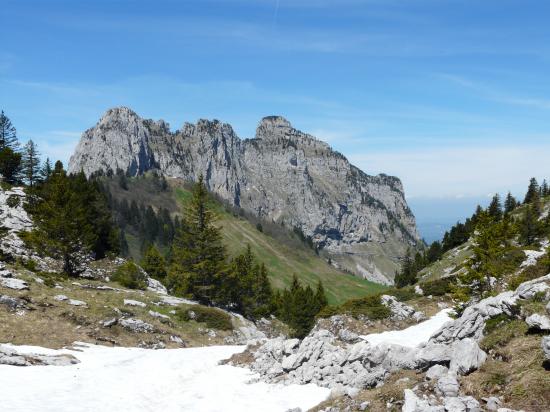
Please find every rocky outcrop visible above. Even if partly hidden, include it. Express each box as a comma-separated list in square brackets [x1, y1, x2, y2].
[0, 345, 79, 367]
[68, 107, 420, 282]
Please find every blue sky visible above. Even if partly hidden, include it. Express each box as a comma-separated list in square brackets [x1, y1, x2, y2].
[2, 0, 550, 240]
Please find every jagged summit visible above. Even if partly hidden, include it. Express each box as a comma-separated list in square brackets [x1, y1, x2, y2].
[69, 107, 419, 283]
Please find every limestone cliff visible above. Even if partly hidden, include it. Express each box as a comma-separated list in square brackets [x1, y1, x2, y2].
[69, 107, 419, 283]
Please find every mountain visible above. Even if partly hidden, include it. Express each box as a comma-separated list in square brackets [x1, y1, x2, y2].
[68, 107, 420, 284]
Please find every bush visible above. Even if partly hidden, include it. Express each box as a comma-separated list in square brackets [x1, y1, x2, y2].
[36, 271, 68, 288]
[420, 277, 455, 296]
[111, 261, 148, 290]
[386, 286, 416, 301]
[176, 305, 233, 331]
[340, 295, 392, 320]
[480, 315, 527, 351]
[6, 195, 20, 208]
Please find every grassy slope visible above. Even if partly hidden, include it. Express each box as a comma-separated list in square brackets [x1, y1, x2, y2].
[173, 187, 386, 305]
[106, 175, 386, 305]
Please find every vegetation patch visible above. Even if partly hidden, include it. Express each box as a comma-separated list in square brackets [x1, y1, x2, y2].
[319, 294, 391, 321]
[176, 305, 233, 331]
[480, 315, 527, 351]
[111, 261, 148, 290]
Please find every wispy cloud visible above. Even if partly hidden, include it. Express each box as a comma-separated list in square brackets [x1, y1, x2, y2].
[441, 73, 550, 111]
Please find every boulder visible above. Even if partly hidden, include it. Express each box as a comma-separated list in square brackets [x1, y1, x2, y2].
[119, 318, 154, 333]
[68, 299, 87, 307]
[124, 299, 147, 308]
[542, 336, 550, 361]
[0, 345, 79, 367]
[425, 364, 449, 381]
[449, 339, 486, 375]
[0, 295, 27, 311]
[149, 310, 169, 320]
[482, 397, 502, 411]
[402, 389, 444, 412]
[436, 373, 460, 397]
[443, 396, 480, 412]
[0, 277, 29, 290]
[54, 295, 69, 301]
[525, 313, 550, 331]
[381, 295, 424, 321]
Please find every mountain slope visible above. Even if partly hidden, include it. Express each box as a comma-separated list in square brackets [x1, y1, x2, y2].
[69, 107, 419, 283]
[103, 175, 387, 305]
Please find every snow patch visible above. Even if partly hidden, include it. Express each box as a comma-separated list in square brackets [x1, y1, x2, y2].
[360, 309, 454, 348]
[0, 343, 329, 412]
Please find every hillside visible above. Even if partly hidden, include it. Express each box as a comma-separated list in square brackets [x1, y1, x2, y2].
[103, 174, 387, 305]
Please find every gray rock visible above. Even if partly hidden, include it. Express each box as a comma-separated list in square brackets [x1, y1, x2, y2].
[542, 336, 550, 361]
[425, 364, 449, 381]
[546, 301, 550, 315]
[482, 397, 502, 411]
[119, 318, 154, 333]
[124, 299, 146, 308]
[149, 310, 170, 320]
[436, 374, 460, 397]
[402, 389, 444, 412]
[381, 295, 424, 321]
[68, 299, 87, 307]
[0, 295, 27, 311]
[68, 107, 420, 282]
[443, 396, 480, 412]
[0, 277, 29, 290]
[449, 339, 486, 375]
[358, 401, 370, 411]
[54, 294, 68, 301]
[100, 318, 117, 328]
[525, 313, 550, 331]
[0, 345, 79, 367]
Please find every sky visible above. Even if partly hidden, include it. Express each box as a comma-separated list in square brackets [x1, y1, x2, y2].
[2, 0, 549, 241]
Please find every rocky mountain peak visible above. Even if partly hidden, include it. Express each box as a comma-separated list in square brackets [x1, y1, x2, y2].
[69, 107, 420, 283]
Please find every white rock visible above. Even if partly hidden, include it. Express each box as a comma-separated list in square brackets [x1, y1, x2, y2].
[449, 339, 486, 375]
[68, 299, 87, 307]
[119, 318, 154, 333]
[54, 295, 69, 301]
[1, 277, 29, 290]
[124, 299, 147, 308]
[415, 285, 424, 295]
[542, 336, 550, 361]
[402, 389, 444, 412]
[425, 364, 449, 381]
[443, 396, 480, 412]
[525, 313, 550, 331]
[147, 277, 167, 294]
[149, 310, 169, 320]
[436, 374, 460, 397]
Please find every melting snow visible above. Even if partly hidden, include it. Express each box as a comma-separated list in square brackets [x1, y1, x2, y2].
[0, 343, 329, 412]
[360, 309, 454, 348]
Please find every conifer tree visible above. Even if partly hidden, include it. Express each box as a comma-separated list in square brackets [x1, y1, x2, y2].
[541, 179, 549, 197]
[0, 111, 18, 150]
[0, 147, 21, 184]
[487, 193, 503, 221]
[41, 157, 53, 180]
[167, 174, 226, 304]
[21, 140, 41, 187]
[141, 245, 167, 280]
[504, 192, 517, 214]
[524, 178, 540, 204]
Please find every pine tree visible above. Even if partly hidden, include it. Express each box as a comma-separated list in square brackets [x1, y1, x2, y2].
[21, 140, 41, 187]
[0, 147, 22, 184]
[541, 179, 549, 197]
[504, 192, 517, 214]
[141, 245, 167, 280]
[487, 193, 503, 221]
[40, 157, 53, 181]
[0, 111, 18, 150]
[524, 178, 540, 204]
[519, 205, 542, 246]
[26, 162, 117, 275]
[167, 174, 226, 304]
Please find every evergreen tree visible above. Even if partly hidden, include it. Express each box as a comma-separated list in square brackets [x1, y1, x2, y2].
[487, 193, 503, 221]
[524, 178, 540, 204]
[395, 249, 417, 288]
[21, 140, 41, 187]
[141, 245, 167, 280]
[167, 175, 226, 304]
[541, 179, 549, 197]
[40, 157, 53, 180]
[26, 162, 117, 275]
[0, 147, 22, 184]
[519, 204, 543, 246]
[504, 192, 517, 214]
[0, 111, 18, 150]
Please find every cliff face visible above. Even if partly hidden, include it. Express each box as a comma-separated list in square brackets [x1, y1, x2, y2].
[69, 107, 419, 284]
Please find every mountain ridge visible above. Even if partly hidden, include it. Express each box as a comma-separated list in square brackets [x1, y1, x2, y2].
[69, 107, 419, 283]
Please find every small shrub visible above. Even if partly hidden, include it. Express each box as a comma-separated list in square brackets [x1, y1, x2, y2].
[386, 286, 416, 301]
[420, 277, 455, 296]
[21, 258, 38, 272]
[481, 317, 528, 351]
[37, 271, 67, 288]
[340, 295, 392, 320]
[176, 305, 233, 331]
[6, 195, 20, 208]
[111, 261, 148, 290]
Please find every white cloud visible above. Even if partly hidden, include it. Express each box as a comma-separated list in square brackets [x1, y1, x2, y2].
[348, 143, 550, 198]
